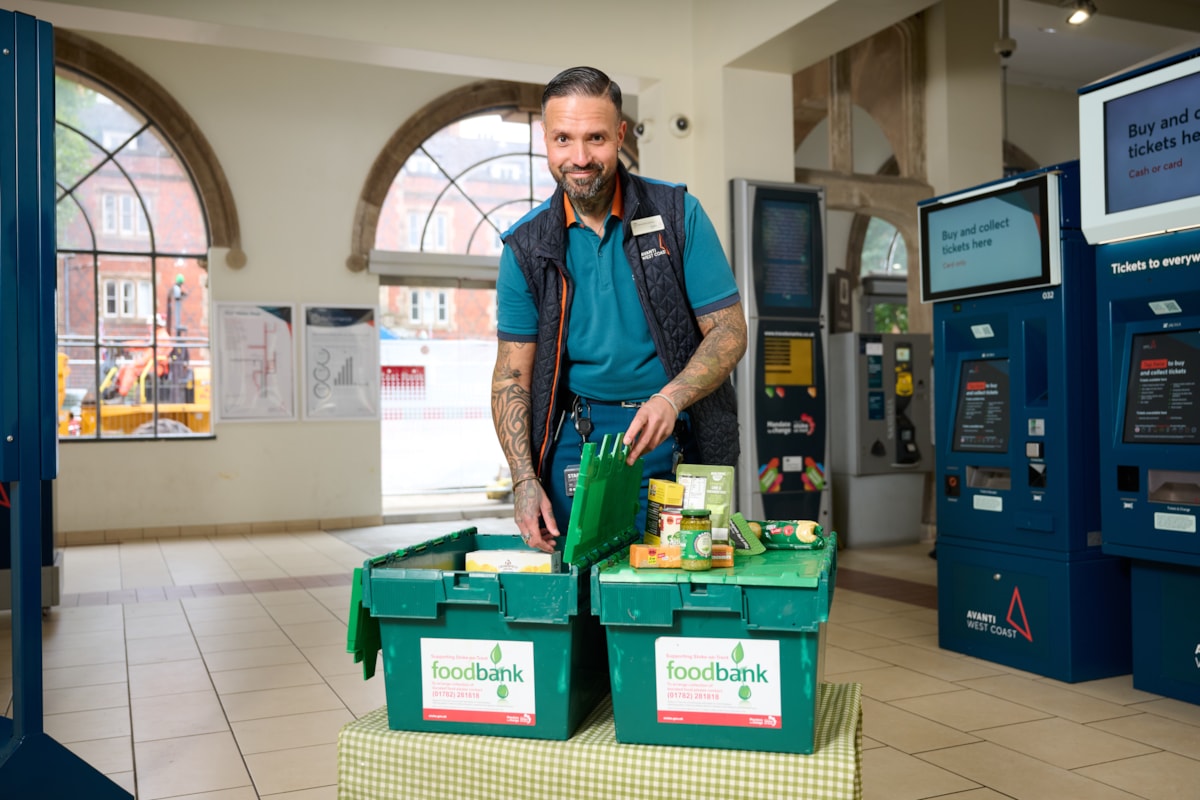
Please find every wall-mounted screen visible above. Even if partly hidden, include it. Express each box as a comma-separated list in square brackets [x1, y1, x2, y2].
[1079, 47, 1200, 243]
[731, 179, 825, 319]
[762, 330, 815, 386]
[1123, 329, 1200, 444]
[952, 358, 1011, 453]
[919, 172, 1061, 303]
[755, 196, 816, 311]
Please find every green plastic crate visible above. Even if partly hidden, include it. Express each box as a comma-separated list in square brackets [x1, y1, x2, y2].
[347, 435, 642, 740]
[590, 536, 837, 754]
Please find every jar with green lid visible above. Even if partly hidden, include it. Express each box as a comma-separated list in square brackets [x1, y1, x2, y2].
[680, 508, 712, 571]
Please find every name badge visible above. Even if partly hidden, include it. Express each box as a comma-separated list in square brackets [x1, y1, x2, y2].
[630, 215, 665, 236]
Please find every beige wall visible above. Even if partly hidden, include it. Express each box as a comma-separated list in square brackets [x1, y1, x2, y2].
[1008, 84, 1082, 168]
[54, 35, 466, 533]
[923, 0, 1005, 196]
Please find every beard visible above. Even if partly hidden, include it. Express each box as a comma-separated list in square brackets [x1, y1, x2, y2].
[553, 161, 615, 213]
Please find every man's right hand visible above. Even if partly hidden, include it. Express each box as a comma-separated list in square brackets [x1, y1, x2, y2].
[514, 478, 560, 553]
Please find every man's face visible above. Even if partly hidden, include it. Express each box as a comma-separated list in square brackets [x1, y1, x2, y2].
[542, 93, 626, 208]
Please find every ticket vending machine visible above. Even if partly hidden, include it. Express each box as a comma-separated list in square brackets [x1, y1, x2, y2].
[730, 179, 829, 527]
[1080, 46, 1200, 703]
[922, 162, 1131, 682]
[829, 333, 932, 546]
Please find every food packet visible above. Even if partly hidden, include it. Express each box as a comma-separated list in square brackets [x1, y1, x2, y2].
[751, 518, 827, 550]
[729, 512, 767, 556]
[675, 464, 735, 546]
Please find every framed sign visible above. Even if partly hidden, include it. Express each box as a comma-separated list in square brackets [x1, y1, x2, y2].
[214, 303, 297, 422]
[303, 305, 380, 420]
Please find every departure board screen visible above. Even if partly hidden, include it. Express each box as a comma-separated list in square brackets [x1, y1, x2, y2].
[752, 189, 823, 314]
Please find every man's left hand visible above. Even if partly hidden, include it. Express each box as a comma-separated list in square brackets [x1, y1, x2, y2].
[622, 394, 678, 465]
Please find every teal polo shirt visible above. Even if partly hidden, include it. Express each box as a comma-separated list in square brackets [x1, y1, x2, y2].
[497, 180, 739, 402]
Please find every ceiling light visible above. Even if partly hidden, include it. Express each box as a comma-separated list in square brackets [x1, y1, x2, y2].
[1067, 1, 1096, 25]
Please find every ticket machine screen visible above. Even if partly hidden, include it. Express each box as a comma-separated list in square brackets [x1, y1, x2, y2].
[952, 358, 1011, 453]
[1123, 329, 1200, 444]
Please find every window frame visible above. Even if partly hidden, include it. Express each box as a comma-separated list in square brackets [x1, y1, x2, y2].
[348, 80, 638, 277]
[53, 30, 242, 441]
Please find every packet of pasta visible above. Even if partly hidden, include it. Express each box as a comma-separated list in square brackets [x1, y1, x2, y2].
[675, 464, 735, 547]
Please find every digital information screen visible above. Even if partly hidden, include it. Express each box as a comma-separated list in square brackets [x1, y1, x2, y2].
[1123, 329, 1200, 444]
[952, 358, 1011, 453]
[762, 331, 815, 387]
[922, 180, 1050, 302]
[755, 197, 815, 312]
[1104, 69, 1200, 215]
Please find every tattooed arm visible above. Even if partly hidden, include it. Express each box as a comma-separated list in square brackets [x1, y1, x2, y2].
[491, 340, 559, 551]
[622, 302, 748, 465]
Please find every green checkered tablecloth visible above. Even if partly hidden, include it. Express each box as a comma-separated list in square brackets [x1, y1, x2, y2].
[337, 682, 862, 800]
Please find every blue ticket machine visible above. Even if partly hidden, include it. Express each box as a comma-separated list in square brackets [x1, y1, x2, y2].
[1080, 46, 1200, 703]
[922, 162, 1131, 682]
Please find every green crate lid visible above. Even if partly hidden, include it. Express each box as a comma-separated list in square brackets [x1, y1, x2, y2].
[560, 434, 644, 568]
[597, 531, 837, 588]
[346, 566, 382, 679]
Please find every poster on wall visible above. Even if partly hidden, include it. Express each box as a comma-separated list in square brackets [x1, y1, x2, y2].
[214, 303, 297, 422]
[303, 305, 380, 420]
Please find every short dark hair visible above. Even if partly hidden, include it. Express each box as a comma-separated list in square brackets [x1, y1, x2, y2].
[542, 66, 622, 115]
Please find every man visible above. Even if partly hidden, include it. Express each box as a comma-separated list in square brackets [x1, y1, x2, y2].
[165, 273, 187, 336]
[492, 66, 747, 553]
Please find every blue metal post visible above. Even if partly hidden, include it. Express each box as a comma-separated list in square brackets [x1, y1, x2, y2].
[0, 11, 132, 797]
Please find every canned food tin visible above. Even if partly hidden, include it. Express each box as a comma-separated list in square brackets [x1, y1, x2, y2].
[680, 508, 712, 571]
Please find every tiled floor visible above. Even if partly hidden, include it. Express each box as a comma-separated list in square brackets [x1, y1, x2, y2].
[3, 530, 1200, 799]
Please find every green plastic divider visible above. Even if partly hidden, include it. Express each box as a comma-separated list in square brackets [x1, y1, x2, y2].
[562, 434, 644, 568]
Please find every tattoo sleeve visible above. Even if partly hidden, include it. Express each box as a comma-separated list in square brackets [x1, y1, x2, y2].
[491, 340, 538, 483]
[664, 302, 749, 411]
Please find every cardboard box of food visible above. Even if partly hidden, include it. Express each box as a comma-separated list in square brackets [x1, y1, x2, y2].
[628, 544, 683, 569]
[644, 478, 685, 545]
[465, 549, 561, 573]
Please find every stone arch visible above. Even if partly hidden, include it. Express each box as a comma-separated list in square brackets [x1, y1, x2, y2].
[347, 79, 639, 272]
[55, 29, 244, 268]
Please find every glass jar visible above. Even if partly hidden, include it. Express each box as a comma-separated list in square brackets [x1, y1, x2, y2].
[680, 508, 712, 571]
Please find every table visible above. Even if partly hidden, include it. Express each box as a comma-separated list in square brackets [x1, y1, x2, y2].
[337, 682, 862, 800]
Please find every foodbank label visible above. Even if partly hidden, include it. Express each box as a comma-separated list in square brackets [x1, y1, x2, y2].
[654, 637, 782, 728]
[420, 638, 536, 725]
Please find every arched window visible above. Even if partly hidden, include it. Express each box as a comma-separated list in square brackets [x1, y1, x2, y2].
[377, 110, 558, 257]
[54, 32, 239, 440]
[858, 217, 909, 333]
[351, 80, 638, 275]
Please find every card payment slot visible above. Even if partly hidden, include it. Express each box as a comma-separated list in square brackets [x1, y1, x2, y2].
[1147, 470, 1200, 506]
[966, 466, 1012, 491]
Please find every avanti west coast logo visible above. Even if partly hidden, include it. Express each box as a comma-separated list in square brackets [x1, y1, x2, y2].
[965, 586, 1033, 642]
[665, 642, 767, 700]
[430, 643, 526, 699]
